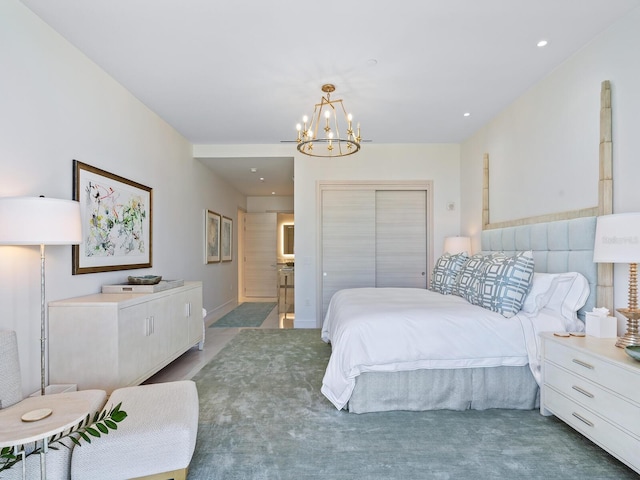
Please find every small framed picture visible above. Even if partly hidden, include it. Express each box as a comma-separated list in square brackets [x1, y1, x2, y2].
[221, 216, 233, 262]
[205, 209, 221, 263]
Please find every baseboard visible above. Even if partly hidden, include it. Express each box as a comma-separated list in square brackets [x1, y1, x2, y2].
[293, 318, 317, 329]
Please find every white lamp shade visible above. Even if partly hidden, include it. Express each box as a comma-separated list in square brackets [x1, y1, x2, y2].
[0, 196, 82, 245]
[443, 236, 471, 255]
[593, 212, 640, 263]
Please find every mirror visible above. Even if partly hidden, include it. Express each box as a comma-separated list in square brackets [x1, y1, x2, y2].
[283, 224, 294, 255]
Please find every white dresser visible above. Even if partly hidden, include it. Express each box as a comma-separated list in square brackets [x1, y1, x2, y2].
[48, 281, 203, 393]
[541, 332, 640, 473]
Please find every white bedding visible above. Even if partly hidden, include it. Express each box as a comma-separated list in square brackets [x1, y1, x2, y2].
[320, 287, 569, 410]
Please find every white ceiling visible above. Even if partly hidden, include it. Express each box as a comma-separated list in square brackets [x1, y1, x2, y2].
[19, 0, 640, 196]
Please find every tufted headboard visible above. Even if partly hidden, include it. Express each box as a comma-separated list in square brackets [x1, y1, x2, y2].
[481, 216, 597, 319]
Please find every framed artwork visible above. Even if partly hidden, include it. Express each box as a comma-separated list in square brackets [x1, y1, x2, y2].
[221, 216, 233, 262]
[205, 209, 221, 263]
[72, 160, 152, 275]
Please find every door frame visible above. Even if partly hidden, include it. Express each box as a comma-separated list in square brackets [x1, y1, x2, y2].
[316, 180, 434, 325]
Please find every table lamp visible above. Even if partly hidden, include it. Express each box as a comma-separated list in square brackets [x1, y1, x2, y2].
[443, 236, 471, 255]
[0, 196, 82, 395]
[593, 212, 640, 348]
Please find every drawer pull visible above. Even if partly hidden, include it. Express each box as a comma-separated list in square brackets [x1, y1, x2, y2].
[572, 385, 594, 398]
[572, 359, 594, 370]
[572, 412, 594, 428]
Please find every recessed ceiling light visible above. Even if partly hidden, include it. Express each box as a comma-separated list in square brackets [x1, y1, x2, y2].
[259, 177, 265, 182]
[271, 192, 276, 195]
[463, 112, 471, 117]
[250, 168, 258, 173]
[537, 40, 548, 47]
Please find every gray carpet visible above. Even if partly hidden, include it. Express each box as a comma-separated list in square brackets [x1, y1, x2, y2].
[190, 329, 638, 479]
[209, 302, 277, 328]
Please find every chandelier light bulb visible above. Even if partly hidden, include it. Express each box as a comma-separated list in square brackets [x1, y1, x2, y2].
[296, 123, 302, 131]
[302, 115, 308, 123]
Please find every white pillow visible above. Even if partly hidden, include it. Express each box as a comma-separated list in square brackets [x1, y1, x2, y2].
[521, 272, 558, 314]
[544, 272, 590, 330]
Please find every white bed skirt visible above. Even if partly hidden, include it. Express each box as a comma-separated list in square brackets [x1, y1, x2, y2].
[347, 365, 539, 414]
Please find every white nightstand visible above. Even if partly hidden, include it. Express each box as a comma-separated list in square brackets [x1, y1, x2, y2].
[540, 332, 640, 474]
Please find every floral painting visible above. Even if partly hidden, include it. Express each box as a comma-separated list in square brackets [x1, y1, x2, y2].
[221, 216, 232, 261]
[205, 210, 221, 263]
[73, 160, 152, 274]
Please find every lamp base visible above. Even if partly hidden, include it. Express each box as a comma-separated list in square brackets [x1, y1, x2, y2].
[615, 308, 640, 348]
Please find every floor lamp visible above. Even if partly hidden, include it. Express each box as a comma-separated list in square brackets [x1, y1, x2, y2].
[593, 212, 640, 348]
[0, 196, 82, 395]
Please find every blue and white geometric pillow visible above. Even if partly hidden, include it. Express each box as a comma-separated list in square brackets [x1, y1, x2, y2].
[430, 252, 468, 295]
[475, 250, 535, 318]
[452, 253, 505, 303]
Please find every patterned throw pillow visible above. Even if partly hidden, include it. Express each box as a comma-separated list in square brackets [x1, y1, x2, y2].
[474, 251, 535, 318]
[452, 253, 505, 303]
[430, 253, 468, 295]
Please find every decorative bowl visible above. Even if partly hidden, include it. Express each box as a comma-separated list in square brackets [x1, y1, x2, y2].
[127, 275, 162, 285]
[625, 345, 640, 361]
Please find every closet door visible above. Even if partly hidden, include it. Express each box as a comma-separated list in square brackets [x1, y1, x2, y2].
[244, 212, 277, 298]
[375, 190, 427, 288]
[321, 190, 376, 318]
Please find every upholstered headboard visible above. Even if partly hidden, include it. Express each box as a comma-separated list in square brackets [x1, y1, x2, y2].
[481, 216, 597, 319]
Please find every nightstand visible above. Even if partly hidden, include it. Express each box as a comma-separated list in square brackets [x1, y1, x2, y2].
[540, 332, 640, 473]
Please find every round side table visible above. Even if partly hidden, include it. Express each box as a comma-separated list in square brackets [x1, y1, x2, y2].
[0, 390, 100, 479]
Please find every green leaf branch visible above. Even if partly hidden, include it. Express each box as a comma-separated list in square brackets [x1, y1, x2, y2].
[1, 402, 127, 473]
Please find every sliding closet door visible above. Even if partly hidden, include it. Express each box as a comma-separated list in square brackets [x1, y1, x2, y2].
[321, 190, 376, 318]
[375, 190, 428, 288]
[243, 212, 277, 298]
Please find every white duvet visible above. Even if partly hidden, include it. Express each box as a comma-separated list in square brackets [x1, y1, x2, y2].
[320, 288, 567, 410]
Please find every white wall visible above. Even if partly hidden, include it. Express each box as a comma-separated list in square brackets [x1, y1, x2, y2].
[0, 0, 245, 395]
[460, 7, 640, 332]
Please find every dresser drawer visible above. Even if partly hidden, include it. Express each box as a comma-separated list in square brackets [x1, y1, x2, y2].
[545, 387, 640, 473]
[545, 340, 638, 402]
[544, 361, 640, 437]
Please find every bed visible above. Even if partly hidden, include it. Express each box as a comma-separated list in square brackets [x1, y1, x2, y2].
[321, 216, 598, 413]
[320, 81, 612, 413]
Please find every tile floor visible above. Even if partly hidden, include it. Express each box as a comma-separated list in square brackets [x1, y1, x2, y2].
[143, 302, 294, 385]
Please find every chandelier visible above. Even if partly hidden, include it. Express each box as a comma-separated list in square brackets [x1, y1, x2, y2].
[295, 84, 361, 157]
